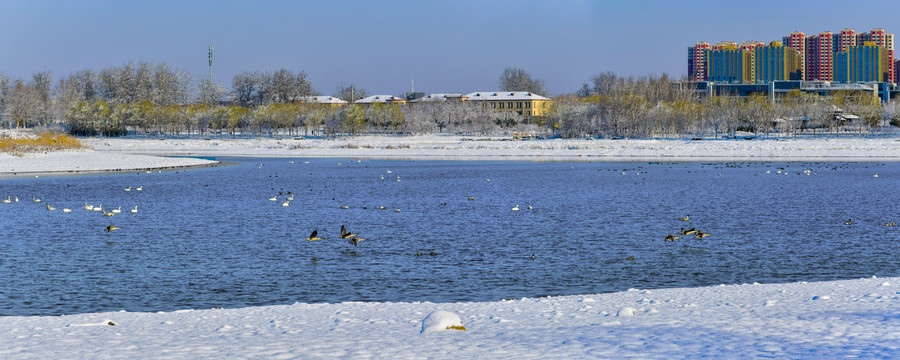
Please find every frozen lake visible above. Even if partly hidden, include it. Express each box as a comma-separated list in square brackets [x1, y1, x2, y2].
[1, 158, 898, 316]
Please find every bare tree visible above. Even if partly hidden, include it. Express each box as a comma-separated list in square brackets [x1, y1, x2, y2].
[333, 83, 368, 102]
[499, 67, 550, 96]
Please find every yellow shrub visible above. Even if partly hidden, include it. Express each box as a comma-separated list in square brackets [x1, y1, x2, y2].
[0, 132, 84, 155]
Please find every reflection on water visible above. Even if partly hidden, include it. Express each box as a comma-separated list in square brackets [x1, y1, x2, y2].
[0, 159, 898, 315]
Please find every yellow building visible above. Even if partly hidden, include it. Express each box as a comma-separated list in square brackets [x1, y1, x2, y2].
[463, 91, 552, 118]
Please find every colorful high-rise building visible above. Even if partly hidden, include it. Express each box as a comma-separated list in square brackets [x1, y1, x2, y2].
[754, 41, 802, 83]
[857, 29, 894, 82]
[782, 32, 806, 80]
[834, 41, 892, 83]
[804, 35, 820, 80]
[708, 44, 755, 84]
[836, 28, 857, 52]
[687, 42, 711, 81]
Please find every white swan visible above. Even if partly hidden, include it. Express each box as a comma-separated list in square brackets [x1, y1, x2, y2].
[1, 196, 9, 204]
[282, 200, 290, 207]
[268, 196, 278, 201]
[111, 206, 121, 214]
[62, 208, 72, 213]
[136, 186, 143, 191]
[32, 196, 41, 203]
[130, 206, 138, 213]
[93, 204, 103, 211]
[83, 203, 93, 210]
[46, 203, 56, 211]
[511, 205, 520, 211]
[124, 186, 132, 191]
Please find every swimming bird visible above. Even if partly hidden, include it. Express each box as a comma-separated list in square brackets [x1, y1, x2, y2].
[282, 200, 290, 207]
[105, 225, 122, 232]
[527, 205, 533, 210]
[83, 203, 94, 210]
[103, 210, 115, 217]
[511, 205, 520, 211]
[347, 237, 367, 246]
[626, 256, 635, 260]
[268, 196, 278, 201]
[305, 230, 322, 241]
[340, 205, 349, 209]
[885, 221, 895, 226]
[130, 206, 138, 213]
[340, 225, 358, 239]
[1, 196, 9, 204]
[93, 204, 103, 212]
[694, 231, 711, 239]
[287, 194, 294, 201]
[531, 254, 535, 260]
[136, 186, 143, 191]
[664, 234, 682, 241]
[32, 196, 41, 203]
[679, 215, 690, 221]
[467, 196, 475, 201]
[124, 186, 132, 191]
[46, 203, 55, 211]
[396, 175, 401, 182]
[874, 174, 879, 178]
[14, 196, 18, 202]
[111, 206, 121, 214]
[62, 208, 72, 213]
[378, 206, 386, 210]
[680, 227, 697, 235]
[845, 219, 853, 225]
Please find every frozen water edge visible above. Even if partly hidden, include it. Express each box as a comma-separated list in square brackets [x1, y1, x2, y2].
[0, 277, 897, 359]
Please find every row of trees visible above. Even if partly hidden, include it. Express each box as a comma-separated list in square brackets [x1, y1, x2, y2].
[1, 64, 897, 138]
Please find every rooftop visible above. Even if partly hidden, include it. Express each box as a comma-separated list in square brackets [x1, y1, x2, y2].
[463, 91, 551, 101]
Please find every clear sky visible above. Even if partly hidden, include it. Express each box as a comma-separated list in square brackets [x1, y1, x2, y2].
[2, 0, 898, 96]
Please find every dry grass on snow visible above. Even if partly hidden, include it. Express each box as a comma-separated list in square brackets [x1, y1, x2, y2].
[0, 132, 84, 155]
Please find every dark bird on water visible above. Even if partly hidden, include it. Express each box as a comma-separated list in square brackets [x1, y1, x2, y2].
[626, 256, 635, 260]
[340, 225, 358, 239]
[348, 237, 367, 246]
[105, 225, 122, 232]
[305, 230, 322, 241]
[665, 234, 682, 241]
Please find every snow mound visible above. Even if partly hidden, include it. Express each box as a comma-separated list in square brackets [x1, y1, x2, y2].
[616, 307, 636, 317]
[421, 310, 466, 333]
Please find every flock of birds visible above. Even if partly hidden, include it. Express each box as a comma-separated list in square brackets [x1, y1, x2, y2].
[2, 185, 144, 233]
[304, 225, 368, 247]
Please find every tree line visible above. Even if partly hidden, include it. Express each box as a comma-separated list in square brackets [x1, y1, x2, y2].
[1, 64, 896, 138]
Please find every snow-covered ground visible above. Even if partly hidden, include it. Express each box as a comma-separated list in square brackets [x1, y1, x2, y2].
[2, 134, 900, 358]
[1, 277, 897, 359]
[85, 135, 900, 162]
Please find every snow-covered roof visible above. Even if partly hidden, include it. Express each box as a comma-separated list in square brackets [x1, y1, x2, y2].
[412, 93, 467, 102]
[354, 95, 406, 104]
[463, 91, 551, 101]
[299, 96, 348, 104]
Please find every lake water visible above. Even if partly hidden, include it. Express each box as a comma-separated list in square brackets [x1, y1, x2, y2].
[1, 158, 898, 316]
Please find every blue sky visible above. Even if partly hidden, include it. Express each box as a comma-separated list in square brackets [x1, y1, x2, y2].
[2, 0, 898, 96]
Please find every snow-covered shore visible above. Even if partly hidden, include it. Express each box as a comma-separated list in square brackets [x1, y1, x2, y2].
[1, 277, 897, 359]
[86, 135, 900, 162]
[2, 135, 900, 358]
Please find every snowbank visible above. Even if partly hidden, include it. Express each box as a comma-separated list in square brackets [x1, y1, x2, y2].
[1, 277, 896, 359]
[0, 150, 218, 176]
[84, 135, 900, 162]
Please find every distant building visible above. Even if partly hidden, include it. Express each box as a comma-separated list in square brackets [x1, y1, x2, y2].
[754, 42, 802, 83]
[411, 93, 468, 103]
[833, 42, 892, 83]
[353, 95, 407, 106]
[782, 32, 806, 80]
[688, 42, 711, 81]
[708, 44, 755, 84]
[298, 96, 348, 107]
[463, 91, 552, 118]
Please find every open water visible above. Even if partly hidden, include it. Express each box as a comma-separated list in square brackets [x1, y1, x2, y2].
[1, 158, 898, 316]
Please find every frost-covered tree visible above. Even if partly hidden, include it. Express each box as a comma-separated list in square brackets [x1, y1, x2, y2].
[499, 67, 550, 96]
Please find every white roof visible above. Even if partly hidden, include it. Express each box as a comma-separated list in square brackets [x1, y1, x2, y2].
[463, 91, 551, 101]
[413, 93, 466, 102]
[299, 96, 348, 104]
[354, 95, 405, 104]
